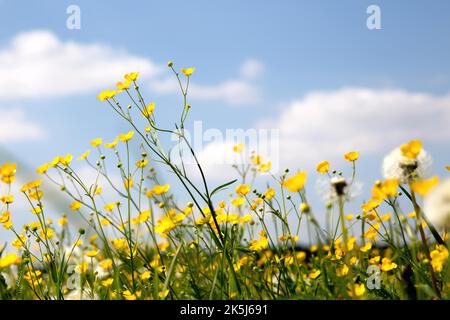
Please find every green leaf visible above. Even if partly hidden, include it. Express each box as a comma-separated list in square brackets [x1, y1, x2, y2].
[210, 179, 237, 197]
[424, 216, 446, 245]
[162, 243, 183, 298]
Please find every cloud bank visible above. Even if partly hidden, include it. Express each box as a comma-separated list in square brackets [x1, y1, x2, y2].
[0, 109, 45, 142]
[0, 30, 161, 99]
[195, 88, 450, 179]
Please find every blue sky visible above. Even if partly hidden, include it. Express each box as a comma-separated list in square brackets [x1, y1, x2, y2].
[1, 0, 450, 240]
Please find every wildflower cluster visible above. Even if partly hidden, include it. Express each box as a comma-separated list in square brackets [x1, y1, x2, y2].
[0, 64, 449, 300]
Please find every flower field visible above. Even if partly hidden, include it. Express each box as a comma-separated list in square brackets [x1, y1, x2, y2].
[0, 65, 449, 300]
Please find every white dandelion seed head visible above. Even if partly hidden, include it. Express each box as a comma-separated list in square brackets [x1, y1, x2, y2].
[424, 178, 450, 230]
[316, 176, 362, 204]
[382, 147, 432, 183]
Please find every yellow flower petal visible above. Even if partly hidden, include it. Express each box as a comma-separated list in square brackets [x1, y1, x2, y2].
[411, 176, 439, 196]
[283, 171, 307, 192]
[344, 151, 360, 162]
[400, 139, 422, 159]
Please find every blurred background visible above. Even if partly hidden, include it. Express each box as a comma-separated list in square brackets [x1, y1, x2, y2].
[1, 0, 450, 242]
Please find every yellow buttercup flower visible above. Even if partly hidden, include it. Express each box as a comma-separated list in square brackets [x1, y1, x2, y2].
[58, 154, 73, 167]
[361, 198, 381, 213]
[238, 214, 253, 223]
[104, 203, 115, 212]
[58, 216, 68, 226]
[31, 206, 42, 215]
[136, 159, 148, 168]
[99, 259, 113, 270]
[300, 203, 310, 213]
[97, 89, 117, 101]
[152, 184, 170, 196]
[1, 211, 12, 224]
[249, 233, 268, 251]
[132, 210, 151, 224]
[381, 257, 397, 272]
[142, 102, 155, 118]
[336, 264, 349, 277]
[104, 138, 119, 149]
[36, 163, 50, 174]
[180, 67, 195, 76]
[231, 197, 245, 207]
[264, 188, 275, 200]
[430, 245, 449, 272]
[158, 241, 170, 251]
[124, 72, 139, 82]
[232, 143, 244, 153]
[21, 179, 42, 193]
[407, 211, 416, 218]
[155, 216, 177, 235]
[360, 242, 372, 252]
[235, 184, 250, 196]
[258, 161, 271, 173]
[116, 79, 131, 90]
[140, 271, 151, 281]
[0, 163, 17, 184]
[39, 228, 55, 240]
[373, 179, 399, 200]
[0, 253, 22, 268]
[350, 284, 366, 297]
[90, 138, 102, 147]
[316, 161, 330, 173]
[308, 269, 321, 279]
[70, 201, 82, 211]
[101, 278, 114, 288]
[0, 163, 17, 176]
[12, 235, 26, 249]
[400, 139, 422, 159]
[1, 195, 13, 204]
[86, 250, 99, 258]
[283, 171, 307, 192]
[2, 221, 12, 230]
[118, 131, 135, 142]
[344, 151, 360, 162]
[77, 150, 90, 160]
[410, 176, 439, 196]
[91, 186, 102, 196]
[369, 256, 380, 264]
[364, 223, 380, 240]
[124, 178, 134, 189]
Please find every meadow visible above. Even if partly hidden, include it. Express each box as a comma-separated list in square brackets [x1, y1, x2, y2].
[0, 63, 449, 300]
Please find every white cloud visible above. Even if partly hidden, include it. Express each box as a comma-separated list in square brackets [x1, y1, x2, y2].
[0, 31, 263, 105]
[0, 30, 162, 99]
[194, 87, 450, 179]
[150, 60, 264, 106]
[239, 59, 265, 79]
[0, 109, 45, 142]
[263, 88, 450, 170]
[188, 80, 261, 105]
